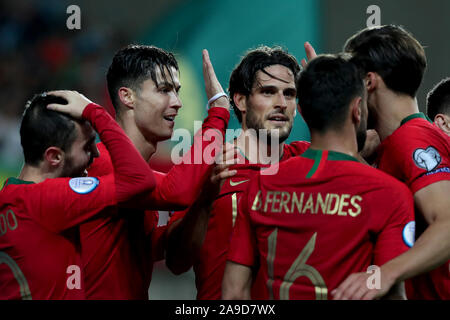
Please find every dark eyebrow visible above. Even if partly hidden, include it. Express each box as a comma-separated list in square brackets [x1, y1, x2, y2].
[284, 87, 297, 94]
[256, 85, 296, 93]
[257, 85, 278, 91]
[157, 82, 181, 90]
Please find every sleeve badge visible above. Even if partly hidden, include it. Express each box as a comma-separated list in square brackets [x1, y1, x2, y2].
[413, 146, 441, 171]
[402, 221, 416, 248]
[69, 177, 99, 194]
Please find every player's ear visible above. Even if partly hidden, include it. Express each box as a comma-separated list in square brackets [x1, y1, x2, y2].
[233, 93, 247, 115]
[365, 72, 378, 92]
[434, 114, 450, 135]
[350, 96, 362, 126]
[118, 87, 135, 110]
[296, 103, 302, 116]
[44, 147, 64, 167]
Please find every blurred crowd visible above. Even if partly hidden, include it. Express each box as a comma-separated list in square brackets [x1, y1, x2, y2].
[0, 0, 128, 171]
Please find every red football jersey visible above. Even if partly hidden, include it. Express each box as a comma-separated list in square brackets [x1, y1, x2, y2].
[169, 141, 310, 300]
[82, 107, 230, 299]
[375, 113, 450, 300]
[0, 176, 115, 300]
[228, 148, 415, 300]
[0, 103, 154, 300]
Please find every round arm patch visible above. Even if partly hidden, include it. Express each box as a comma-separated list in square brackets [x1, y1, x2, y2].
[402, 221, 416, 248]
[69, 177, 99, 194]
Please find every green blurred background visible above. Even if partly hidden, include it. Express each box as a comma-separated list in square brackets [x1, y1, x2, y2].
[0, 0, 449, 299]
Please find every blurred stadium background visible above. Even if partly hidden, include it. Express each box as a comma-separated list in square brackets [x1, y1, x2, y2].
[0, 0, 448, 299]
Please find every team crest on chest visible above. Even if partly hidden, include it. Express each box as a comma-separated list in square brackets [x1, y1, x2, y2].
[413, 146, 441, 171]
[69, 177, 99, 194]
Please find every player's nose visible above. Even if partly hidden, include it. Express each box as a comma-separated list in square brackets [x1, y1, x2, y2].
[170, 91, 182, 110]
[275, 92, 288, 110]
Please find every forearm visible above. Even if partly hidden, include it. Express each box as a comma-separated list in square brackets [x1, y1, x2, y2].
[222, 262, 252, 300]
[381, 282, 406, 300]
[148, 108, 230, 209]
[382, 218, 450, 283]
[82, 104, 155, 202]
[222, 284, 251, 300]
[166, 199, 213, 274]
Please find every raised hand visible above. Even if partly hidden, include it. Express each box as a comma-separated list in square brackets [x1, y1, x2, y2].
[301, 42, 318, 68]
[202, 49, 229, 109]
[46, 90, 93, 119]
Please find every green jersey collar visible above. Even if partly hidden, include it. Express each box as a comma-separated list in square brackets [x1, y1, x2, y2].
[400, 113, 432, 126]
[4, 177, 35, 187]
[301, 148, 359, 163]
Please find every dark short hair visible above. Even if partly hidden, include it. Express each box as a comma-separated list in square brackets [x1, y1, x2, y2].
[228, 46, 300, 123]
[106, 44, 179, 114]
[344, 25, 426, 98]
[20, 93, 78, 166]
[297, 54, 365, 133]
[427, 77, 450, 120]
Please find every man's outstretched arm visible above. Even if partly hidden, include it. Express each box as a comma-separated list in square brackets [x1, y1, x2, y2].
[165, 144, 238, 274]
[333, 181, 450, 300]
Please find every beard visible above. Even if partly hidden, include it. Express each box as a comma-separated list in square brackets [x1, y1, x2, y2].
[245, 102, 293, 145]
[366, 99, 377, 130]
[61, 154, 91, 178]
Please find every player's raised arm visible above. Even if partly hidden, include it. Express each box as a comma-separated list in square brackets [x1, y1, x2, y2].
[332, 180, 450, 301]
[48, 90, 156, 202]
[165, 144, 238, 274]
[35, 90, 156, 231]
[138, 50, 231, 210]
[202, 49, 229, 110]
[375, 181, 450, 296]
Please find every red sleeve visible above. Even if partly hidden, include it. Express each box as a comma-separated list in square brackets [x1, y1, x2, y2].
[142, 107, 230, 210]
[88, 142, 113, 177]
[28, 175, 116, 233]
[372, 182, 416, 266]
[227, 188, 258, 267]
[83, 103, 156, 202]
[152, 170, 166, 186]
[379, 124, 450, 194]
[284, 141, 310, 158]
[26, 104, 156, 232]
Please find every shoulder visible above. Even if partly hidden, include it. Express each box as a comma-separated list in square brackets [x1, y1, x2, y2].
[355, 163, 412, 198]
[381, 120, 449, 165]
[256, 156, 309, 185]
[284, 141, 310, 157]
[391, 119, 447, 146]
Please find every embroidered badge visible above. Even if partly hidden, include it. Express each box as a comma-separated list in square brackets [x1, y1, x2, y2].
[69, 177, 99, 194]
[413, 146, 441, 171]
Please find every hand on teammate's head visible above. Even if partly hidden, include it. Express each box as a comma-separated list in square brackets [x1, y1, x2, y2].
[46, 90, 93, 119]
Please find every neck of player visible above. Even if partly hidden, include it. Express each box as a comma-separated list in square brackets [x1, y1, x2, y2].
[18, 164, 59, 184]
[309, 124, 359, 159]
[117, 112, 157, 161]
[236, 129, 284, 163]
[372, 89, 420, 142]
